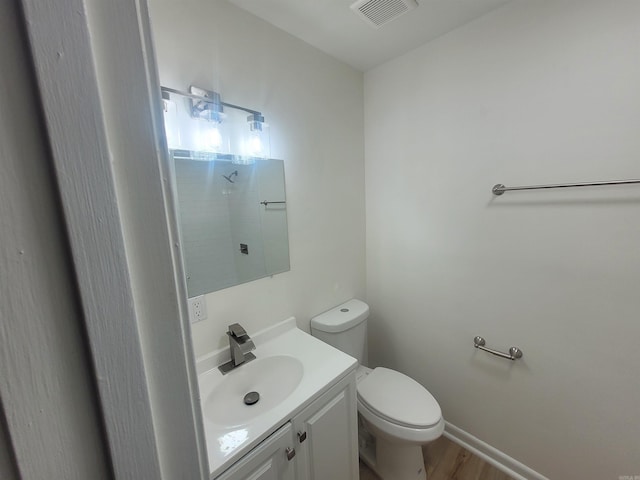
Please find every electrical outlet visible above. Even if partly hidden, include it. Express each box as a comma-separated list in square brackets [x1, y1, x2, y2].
[188, 295, 208, 323]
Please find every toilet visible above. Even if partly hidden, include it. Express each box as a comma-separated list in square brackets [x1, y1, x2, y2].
[311, 299, 444, 480]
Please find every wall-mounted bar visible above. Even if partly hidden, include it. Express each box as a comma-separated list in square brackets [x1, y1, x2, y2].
[492, 179, 640, 196]
[473, 336, 523, 361]
[161, 86, 262, 116]
[260, 201, 286, 206]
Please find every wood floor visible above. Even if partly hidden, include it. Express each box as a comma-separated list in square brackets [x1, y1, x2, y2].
[358, 436, 513, 480]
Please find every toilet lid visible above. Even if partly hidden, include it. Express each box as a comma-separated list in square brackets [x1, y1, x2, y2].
[357, 367, 441, 428]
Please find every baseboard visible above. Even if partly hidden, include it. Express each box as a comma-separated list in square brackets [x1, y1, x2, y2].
[444, 422, 548, 480]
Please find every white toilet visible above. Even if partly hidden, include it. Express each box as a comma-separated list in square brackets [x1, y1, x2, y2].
[311, 299, 444, 480]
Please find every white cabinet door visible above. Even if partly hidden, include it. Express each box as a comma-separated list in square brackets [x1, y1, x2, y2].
[292, 372, 358, 480]
[217, 423, 296, 480]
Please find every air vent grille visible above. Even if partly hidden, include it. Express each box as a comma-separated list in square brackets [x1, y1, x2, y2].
[351, 0, 418, 28]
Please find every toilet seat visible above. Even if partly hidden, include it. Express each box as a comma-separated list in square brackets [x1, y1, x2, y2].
[358, 367, 441, 428]
[356, 367, 444, 443]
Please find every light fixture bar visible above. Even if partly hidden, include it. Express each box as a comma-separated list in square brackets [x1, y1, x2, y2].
[160, 86, 263, 116]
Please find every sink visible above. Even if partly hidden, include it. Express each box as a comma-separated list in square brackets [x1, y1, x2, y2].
[196, 320, 359, 477]
[203, 355, 304, 427]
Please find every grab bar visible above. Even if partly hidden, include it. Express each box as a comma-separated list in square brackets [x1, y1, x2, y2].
[473, 336, 523, 361]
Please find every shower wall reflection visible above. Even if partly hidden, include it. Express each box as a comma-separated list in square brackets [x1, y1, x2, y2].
[172, 151, 290, 296]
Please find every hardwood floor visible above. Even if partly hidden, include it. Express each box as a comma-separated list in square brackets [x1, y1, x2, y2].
[358, 436, 513, 480]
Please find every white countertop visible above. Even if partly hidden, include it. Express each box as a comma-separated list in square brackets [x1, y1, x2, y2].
[196, 318, 357, 478]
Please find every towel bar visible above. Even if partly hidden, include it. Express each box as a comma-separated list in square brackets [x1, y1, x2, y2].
[492, 179, 640, 196]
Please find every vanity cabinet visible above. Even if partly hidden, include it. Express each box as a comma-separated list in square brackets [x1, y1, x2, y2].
[216, 372, 358, 480]
[292, 375, 358, 480]
[216, 423, 296, 480]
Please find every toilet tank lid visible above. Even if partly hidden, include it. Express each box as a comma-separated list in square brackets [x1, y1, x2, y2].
[311, 299, 369, 333]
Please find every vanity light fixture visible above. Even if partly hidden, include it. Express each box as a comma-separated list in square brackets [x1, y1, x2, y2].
[161, 90, 180, 148]
[189, 86, 224, 122]
[160, 85, 269, 159]
[247, 112, 265, 131]
[190, 86, 226, 153]
[244, 112, 267, 159]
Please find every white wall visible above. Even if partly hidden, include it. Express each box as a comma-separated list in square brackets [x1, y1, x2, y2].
[365, 1, 640, 478]
[149, 0, 366, 357]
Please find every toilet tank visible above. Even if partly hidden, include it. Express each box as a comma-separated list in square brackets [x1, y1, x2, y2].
[310, 299, 369, 365]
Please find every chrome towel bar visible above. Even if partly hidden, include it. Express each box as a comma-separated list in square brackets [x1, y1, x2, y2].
[492, 179, 640, 196]
[260, 201, 286, 206]
[473, 336, 523, 361]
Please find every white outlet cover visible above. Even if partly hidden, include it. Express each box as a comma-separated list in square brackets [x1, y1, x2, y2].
[188, 295, 208, 323]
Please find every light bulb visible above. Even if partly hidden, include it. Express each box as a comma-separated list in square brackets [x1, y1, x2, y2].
[196, 122, 224, 153]
[244, 113, 269, 159]
[208, 125, 222, 150]
[247, 133, 262, 156]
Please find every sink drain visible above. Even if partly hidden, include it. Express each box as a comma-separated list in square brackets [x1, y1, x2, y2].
[243, 391, 260, 406]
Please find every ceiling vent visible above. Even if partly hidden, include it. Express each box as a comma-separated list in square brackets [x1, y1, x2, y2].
[350, 0, 418, 29]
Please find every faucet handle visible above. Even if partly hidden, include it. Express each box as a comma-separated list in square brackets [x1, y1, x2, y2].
[228, 323, 247, 338]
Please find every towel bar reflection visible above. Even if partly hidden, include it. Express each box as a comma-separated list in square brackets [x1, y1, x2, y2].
[473, 336, 523, 361]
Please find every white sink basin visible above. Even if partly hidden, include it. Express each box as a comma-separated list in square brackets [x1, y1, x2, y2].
[196, 319, 357, 478]
[203, 355, 304, 427]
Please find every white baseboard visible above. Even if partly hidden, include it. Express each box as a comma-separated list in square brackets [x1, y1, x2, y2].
[444, 422, 548, 480]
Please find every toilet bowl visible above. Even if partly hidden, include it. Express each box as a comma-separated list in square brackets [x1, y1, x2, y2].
[356, 366, 444, 480]
[311, 300, 444, 480]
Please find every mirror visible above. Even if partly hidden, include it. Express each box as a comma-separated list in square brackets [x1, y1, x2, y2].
[171, 150, 290, 296]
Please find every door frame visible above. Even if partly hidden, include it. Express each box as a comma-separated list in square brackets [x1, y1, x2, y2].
[17, 0, 208, 477]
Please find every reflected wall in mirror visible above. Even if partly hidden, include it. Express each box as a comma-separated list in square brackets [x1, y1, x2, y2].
[171, 150, 290, 296]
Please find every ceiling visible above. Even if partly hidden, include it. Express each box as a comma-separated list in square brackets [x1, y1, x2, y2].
[225, 0, 513, 71]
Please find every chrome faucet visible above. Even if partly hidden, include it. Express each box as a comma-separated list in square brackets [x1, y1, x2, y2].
[218, 323, 256, 374]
